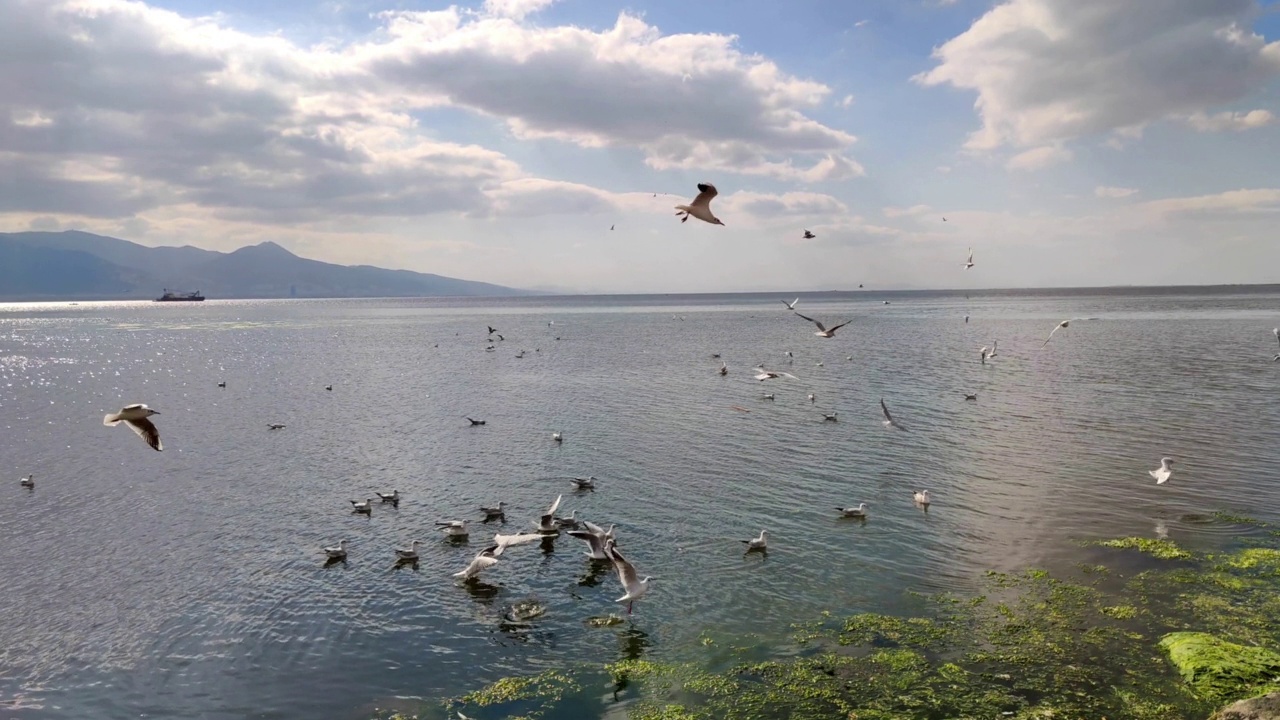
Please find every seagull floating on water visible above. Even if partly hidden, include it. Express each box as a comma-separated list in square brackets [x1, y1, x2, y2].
[674, 183, 724, 226]
[323, 540, 347, 559]
[395, 540, 421, 561]
[571, 476, 596, 491]
[880, 399, 907, 431]
[808, 392, 816, 403]
[552, 431, 563, 443]
[1042, 321, 1070, 348]
[103, 404, 163, 451]
[325, 385, 333, 391]
[793, 311, 852, 338]
[555, 509, 582, 530]
[822, 412, 838, 422]
[605, 539, 652, 614]
[466, 417, 486, 426]
[436, 520, 469, 537]
[741, 530, 769, 552]
[351, 498, 374, 514]
[267, 423, 286, 430]
[20, 474, 34, 488]
[837, 503, 868, 518]
[964, 393, 977, 401]
[762, 393, 775, 401]
[480, 502, 507, 519]
[718, 361, 728, 376]
[217, 381, 225, 389]
[1149, 457, 1174, 485]
[914, 490, 931, 506]
[376, 490, 400, 503]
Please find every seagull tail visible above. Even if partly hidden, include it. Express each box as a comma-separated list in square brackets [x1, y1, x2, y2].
[103, 413, 121, 426]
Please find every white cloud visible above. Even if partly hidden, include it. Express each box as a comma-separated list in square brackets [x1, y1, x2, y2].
[882, 204, 934, 218]
[914, 0, 1280, 150]
[483, 0, 558, 21]
[1006, 145, 1071, 171]
[717, 191, 849, 226]
[1095, 186, 1138, 199]
[0, 0, 862, 233]
[1137, 188, 1280, 217]
[1185, 109, 1277, 132]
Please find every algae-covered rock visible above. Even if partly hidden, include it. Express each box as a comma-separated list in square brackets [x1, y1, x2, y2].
[1212, 692, 1280, 720]
[1159, 632, 1280, 703]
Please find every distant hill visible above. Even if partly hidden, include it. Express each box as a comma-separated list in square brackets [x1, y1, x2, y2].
[0, 231, 528, 300]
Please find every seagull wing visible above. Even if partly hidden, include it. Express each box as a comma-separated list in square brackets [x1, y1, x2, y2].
[880, 399, 894, 423]
[967, 247, 973, 263]
[1042, 323, 1064, 348]
[691, 183, 718, 207]
[792, 311, 825, 331]
[125, 418, 163, 451]
[606, 543, 640, 589]
[827, 320, 852, 334]
[545, 493, 562, 518]
[494, 532, 542, 551]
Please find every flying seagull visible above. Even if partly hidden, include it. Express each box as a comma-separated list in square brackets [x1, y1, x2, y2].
[1149, 457, 1174, 485]
[487, 326, 497, 335]
[1042, 320, 1070, 348]
[880, 398, 907, 431]
[534, 494, 563, 533]
[103, 404, 163, 451]
[754, 366, 798, 381]
[674, 183, 724, 225]
[781, 298, 800, 310]
[605, 539, 652, 614]
[793, 312, 852, 338]
[718, 361, 728, 376]
[802, 229, 815, 239]
[567, 521, 613, 560]
[964, 247, 974, 269]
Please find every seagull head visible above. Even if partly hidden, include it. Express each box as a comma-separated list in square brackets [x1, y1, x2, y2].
[712, 218, 725, 226]
[1161, 457, 1175, 466]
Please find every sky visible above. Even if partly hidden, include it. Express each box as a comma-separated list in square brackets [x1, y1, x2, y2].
[1, 0, 1278, 293]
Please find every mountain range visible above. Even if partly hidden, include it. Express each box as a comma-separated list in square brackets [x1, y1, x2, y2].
[0, 231, 526, 300]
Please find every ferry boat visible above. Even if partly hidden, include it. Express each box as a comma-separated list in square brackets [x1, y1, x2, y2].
[155, 289, 205, 302]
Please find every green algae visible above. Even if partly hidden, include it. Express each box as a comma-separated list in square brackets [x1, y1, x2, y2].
[1094, 536, 1194, 560]
[438, 533, 1280, 720]
[1159, 632, 1280, 703]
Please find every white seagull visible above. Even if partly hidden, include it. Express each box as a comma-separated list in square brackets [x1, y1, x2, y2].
[570, 476, 596, 491]
[567, 521, 614, 560]
[375, 490, 400, 503]
[480, 502, 507, 519]
[534, 494, 563, 533]
[793, 312, 852, 338]
[782, 298, 800, 310]
[837, 503, 868, 518]
[987, 340, 998, 358]
[964, 247, 974, 269]
[754, 366, 799, 381]
[323, 540, 348, 559]
[1149, 457, 1174, 485]
[741, 530, 769, 551]
[719, 361, 728, 376]
[605, 539, 652, 614]
[1042, 320, 1070, 348]
[674, 183, 724, 225]
[20, 474, 34, 488]
[350, 498, 374, 514]
[436, 520, 469, 537]
[103, 404, 163, 451]
[914, 490, 931, 506]
[395, 540, 421, 561]
[451, 535, 543, 580]
[979, 345, 990, 365]
[552, 431, 563, 443]
[880, 398, 907, 431]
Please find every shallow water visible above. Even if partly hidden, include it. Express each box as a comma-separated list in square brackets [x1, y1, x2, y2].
[1, 288, 1278, 719]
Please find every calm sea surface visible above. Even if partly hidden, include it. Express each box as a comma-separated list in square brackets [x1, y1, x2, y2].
[2, 289, 1279, 719]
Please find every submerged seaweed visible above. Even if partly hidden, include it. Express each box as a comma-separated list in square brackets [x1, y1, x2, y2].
[432, 538, 1280, 720]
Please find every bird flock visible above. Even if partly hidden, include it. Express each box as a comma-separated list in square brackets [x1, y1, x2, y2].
[20, 182, 1280, 624]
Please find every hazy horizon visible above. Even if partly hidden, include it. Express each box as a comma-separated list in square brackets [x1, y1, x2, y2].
[2, 0, 1278, 293]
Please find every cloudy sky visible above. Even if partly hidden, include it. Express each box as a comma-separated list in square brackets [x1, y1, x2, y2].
[2, 0, 1278, 293]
